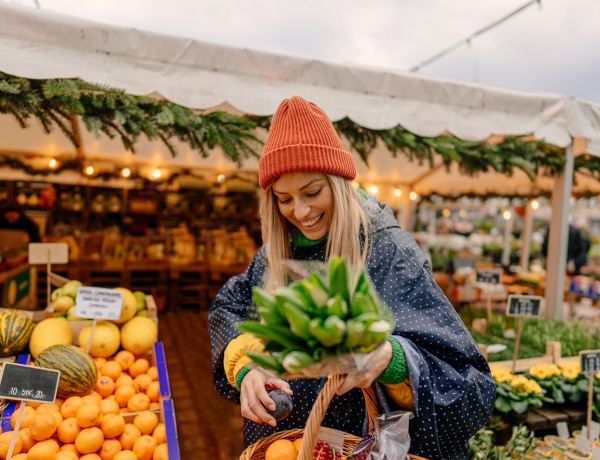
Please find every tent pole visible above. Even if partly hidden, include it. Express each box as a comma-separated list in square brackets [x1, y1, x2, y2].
[544, 143, 574, 319]
[519, 199, 534, 272]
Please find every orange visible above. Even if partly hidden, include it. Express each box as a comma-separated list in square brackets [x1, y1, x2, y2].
[57, 417, 82, 444]
[75, 427, 105, 455]
[114, 451, 137, 460]
[94, 357, 107, 371]
[133, 411, 159, 436]
[61, 396, 84, 419]
[127, 393, 151, 413]
[132, 434, 157, 460]
[56, 451, 80, 460]
[128, 358, 150, 378]
[51, 410, 65, 426]
[152, 443, 168, 460]
[133, 374, 153, 393]
[149, 402, 161, 411]
[265, 439, 297, 460]
[18, 427, 35, 453]
[99, 398, 121, 416]
[26, 438, 60, 460]
[101, 361, 123, 381]
[10, 454, 27, 460]
[146, 381, 160, 402]
[293, 437, 303, 452]
[114, 385, 136, 408]
[95, 376, 116, 398]
[29, 412, 59, 441]
[151, 423, 166, 445]
[76, 403, 102, 428]
[99, 438, 122, 460]
[59, 443, 79, 454]
[36, 402, 60, 414]
[80, 454, 102, 460]
[26, 400, 42, 409]
[113, 351, 135, 372]
[82, 392, 103, 405]
[11, 404, 36, 429]
[146, 366, 158, 381]
[0, 430, 23, 458]
[101, 414, 126, 439]
[118, 423, 141, 450]
[115, 374, 134, 389]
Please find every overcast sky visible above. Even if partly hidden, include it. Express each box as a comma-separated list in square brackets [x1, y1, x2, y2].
[9, 0, 600, 104]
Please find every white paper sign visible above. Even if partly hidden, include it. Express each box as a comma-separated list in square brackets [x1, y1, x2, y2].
[75, 287, 123, 320]
[28, 243, 69, 264]
[576, 434, 591, 455]
[592, 445, 600, 460]
[592, 420, 600, 441]
[556, 421, 570, 440]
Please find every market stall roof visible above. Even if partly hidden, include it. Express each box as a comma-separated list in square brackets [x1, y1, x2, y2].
[1, 1, 600, 157]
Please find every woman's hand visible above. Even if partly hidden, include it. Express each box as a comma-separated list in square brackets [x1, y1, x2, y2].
[239, 367, 293, 427]
[336, 340, 393, 395]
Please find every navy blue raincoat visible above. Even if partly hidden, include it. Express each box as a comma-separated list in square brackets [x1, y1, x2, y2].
[209, 197, 495, 459]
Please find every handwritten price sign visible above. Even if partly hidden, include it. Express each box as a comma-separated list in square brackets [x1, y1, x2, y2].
[0, 363, 59, 403]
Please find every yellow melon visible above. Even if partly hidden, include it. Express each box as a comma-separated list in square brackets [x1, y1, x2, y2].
[120, 317, 157, 355]
[112, 288, 138, 324]
[78, 321, 121, 358]
[29, 318, 74, 359]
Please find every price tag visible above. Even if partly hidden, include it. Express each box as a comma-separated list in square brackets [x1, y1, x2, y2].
[580, 350, 600, 374]
[28, 242, 69, 264]
[0, 363, 59, 403]
[75, 287, 123, 320]
[506, 294, 542, 317]
[476, 269, 502, 284]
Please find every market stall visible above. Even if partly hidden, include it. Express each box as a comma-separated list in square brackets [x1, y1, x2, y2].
[1, 2, 600, 319]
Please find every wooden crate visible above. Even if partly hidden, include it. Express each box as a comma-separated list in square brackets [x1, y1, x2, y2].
[169, 261, 210, 311]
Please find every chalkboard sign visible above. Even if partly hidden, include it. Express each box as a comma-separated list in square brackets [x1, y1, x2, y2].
[0, 363, 59, 403]
[580, 350, 600, 374]
[452, 257, 474, 271]
[506, 294, 542, 317]
[476, 268, 502, 284]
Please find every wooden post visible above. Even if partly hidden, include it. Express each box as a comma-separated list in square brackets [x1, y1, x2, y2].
[512, 317, 524, 374]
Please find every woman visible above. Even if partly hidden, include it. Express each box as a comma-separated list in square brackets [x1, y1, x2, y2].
[209, 96, 495, 459]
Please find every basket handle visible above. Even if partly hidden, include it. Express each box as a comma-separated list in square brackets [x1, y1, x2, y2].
[297, 374, 379, 460]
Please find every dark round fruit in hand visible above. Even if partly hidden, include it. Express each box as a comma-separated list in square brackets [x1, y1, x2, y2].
[266, 389, 293, 421]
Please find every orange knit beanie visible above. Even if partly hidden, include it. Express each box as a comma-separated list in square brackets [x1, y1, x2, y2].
[258, 96, 356, 190]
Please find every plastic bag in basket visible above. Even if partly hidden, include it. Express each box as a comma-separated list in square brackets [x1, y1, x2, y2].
[236, 257, 396, 378]
[348, 410, 413, 460]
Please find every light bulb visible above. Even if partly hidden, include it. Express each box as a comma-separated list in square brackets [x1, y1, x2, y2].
[351, 181, 360, 189]
[368, 185, 378, 195]
[531, 199, 539, 210]
[48, 158, 58, 169]
[217, 174, 226, 183]
[85, 165, 95, 176]
[152, 168, 162, 179]
[121, 168, 131, 178]
[503, 210, 512, 221]
[409, 191, 418, 201]
[393, 188, 402, 197]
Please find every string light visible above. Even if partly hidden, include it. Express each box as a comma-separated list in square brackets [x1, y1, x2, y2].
[121, 167, 131, 178]
[368, 185, 379, 195]
[84, 165, 95, 176]
[503, 210, 512, 221]
[48, 158, 58, 169]
[531, 199, 539, 210]
[217, 174, 226, 184]
[152, 168, 162, 179]
[409, 191, 419, 201]
[393, 188, 402, 197]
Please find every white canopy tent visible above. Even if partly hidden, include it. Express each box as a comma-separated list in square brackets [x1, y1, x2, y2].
[1, 1, 600, 318]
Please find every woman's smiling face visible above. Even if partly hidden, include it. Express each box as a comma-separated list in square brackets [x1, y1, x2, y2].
[272, 172, 333, 240]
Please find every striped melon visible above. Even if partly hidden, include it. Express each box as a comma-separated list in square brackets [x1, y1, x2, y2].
[35, 344, 98, 398]
[0, 309, 34, 357]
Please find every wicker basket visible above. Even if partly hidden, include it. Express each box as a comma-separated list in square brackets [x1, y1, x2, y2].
[240, 373, 427, 460]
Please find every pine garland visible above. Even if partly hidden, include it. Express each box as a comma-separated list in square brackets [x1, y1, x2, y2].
[2, 72, 600, 194]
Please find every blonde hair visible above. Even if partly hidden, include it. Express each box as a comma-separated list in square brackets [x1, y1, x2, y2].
[260, 174, 370, 291]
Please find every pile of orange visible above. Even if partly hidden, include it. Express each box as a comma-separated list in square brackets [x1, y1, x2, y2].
[2, 349, 169, 459]
[265, 437, 303, 460]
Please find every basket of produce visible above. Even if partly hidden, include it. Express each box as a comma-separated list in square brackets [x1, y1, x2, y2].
[237, 257, 428, 460]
